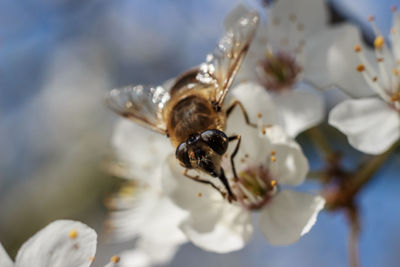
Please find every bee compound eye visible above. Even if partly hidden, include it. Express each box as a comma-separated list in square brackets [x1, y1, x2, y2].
[175, 142, 192, 169]
[187, 134, 200, 145]
[200, 129, 228, 155]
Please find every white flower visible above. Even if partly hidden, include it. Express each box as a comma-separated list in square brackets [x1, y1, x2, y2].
[229, 81, 324, 137]
[328, 9, 400, 154]
[223, 1, 355, 136]
[0, 220, 121, 267]
[162, 120, 325, 253]
[107, 119, 187, 265]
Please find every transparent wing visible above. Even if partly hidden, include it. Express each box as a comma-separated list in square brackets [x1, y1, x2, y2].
[106, 84, 170, 134]
[196, 7, 259, 106]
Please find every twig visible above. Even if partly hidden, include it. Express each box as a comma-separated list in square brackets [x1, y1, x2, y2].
[343, 142, 398, 200]
[347, 204, 360, 267]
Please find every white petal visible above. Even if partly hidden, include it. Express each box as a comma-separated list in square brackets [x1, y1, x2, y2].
[329, 98, 400, 154]
[15, 220, 97, 267]
[109, 187, 186, 245]
[111, 119, 171, 182]
[228, 82, 279, 129]
[180, 204, 253, 253]
[135, 238, 181, 266]
[162, 156, 226, 236]
[269, 140, 309, 186]
[267, 0, 328, 37]
[107, 250, 150, 267]
[162, 156, 222, 211]
[307, 23, 375, 97]
[162, 157, 253, 253]
[226, 123, 272, 169]
[262, 124, 293, 144]
[0, 243, 13, 267]
[259, 190, 325, 245]
[274, 90, 325, 137]
[303, 24, 362, 91]
[133, 197, 187, 245]
[104, 259, 121, 267]
[111, 240, 180, 267]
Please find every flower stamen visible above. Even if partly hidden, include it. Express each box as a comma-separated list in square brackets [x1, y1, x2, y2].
[374, 36, 385, 49]
[234, 166, 278, 210]
[111, 255, 120, 263]
[69, 229, 78, 239]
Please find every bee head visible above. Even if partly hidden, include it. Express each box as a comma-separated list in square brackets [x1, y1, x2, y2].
[175, 129, 229, 177]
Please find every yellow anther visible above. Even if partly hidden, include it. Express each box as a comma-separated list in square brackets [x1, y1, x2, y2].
[393, 68, 399, 76]
[270, 155, 276, 162]
[197, 192, 202, 197]
[392, 92, 399, 102]
[111, 255, 120, 263]
[119, 184, 135, 197]
[261, 128, 267, 135]
[372, 76, 378, 82]
[69, 229, 78, 239]
[356, 64, 365, 72]
[354, 45, 362, 52]
[377, 57, 383, 62]
[270, 150, 276, 156]
[270, 180, 277, 187]
[89, 257, 95, 262]
[257, 112, 262, 118]
[374, 36, 385, 49]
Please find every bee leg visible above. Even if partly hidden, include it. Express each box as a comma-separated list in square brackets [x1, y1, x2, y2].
[183, 169, 228, 200]
[218, 168, 236, 202]
[228, 135, 241, 182]
[226, 100, 257, 128]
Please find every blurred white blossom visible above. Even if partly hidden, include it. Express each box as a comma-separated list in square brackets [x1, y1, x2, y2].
[224, 1, 342, 137]
[106, 120, 187, 266]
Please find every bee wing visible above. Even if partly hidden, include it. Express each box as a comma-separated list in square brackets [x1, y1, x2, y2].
[196, 7, 259, 107]
[106, 84, 170, 134]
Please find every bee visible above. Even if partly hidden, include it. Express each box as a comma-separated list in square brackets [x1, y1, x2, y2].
[106, 9, 259, 201]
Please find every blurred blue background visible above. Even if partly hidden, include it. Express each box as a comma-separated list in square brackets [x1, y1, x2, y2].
[1, 0, 399, 266]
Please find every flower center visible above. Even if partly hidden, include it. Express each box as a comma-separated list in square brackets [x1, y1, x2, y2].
[233, 165, 278, 210]
[256, 51, 302, 91]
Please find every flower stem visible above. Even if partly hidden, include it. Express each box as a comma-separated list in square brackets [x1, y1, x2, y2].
[344, 142, 398, 199]
[306, 126, 334, 159]
[347, 204, 360, 267]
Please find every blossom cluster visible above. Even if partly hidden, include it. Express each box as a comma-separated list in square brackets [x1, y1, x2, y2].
[4, 0, 398, 266]
[104, 1, 400, 265]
